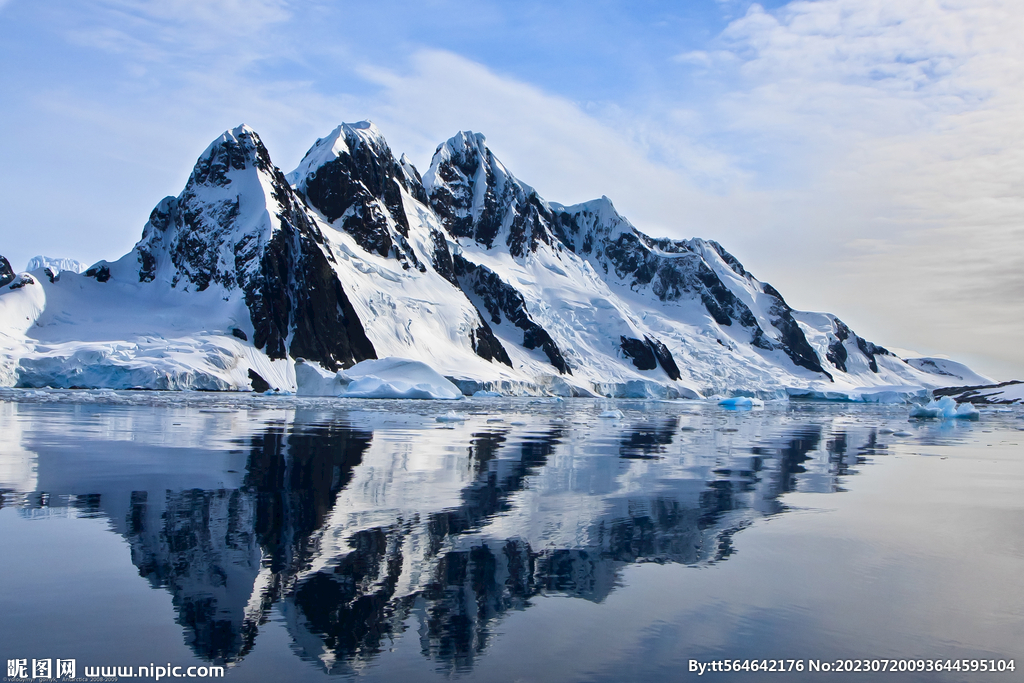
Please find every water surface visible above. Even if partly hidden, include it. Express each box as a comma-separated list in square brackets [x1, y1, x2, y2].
[1, 391, 1022, 682]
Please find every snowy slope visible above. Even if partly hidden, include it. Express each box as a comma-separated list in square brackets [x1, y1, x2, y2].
[421, 131, 986, 398]
[935, 380, 1024, 405]
[286, 122, 518, 383]
[0, 123, 998, 397]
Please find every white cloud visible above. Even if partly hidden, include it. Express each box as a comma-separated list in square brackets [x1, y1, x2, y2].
[696, 0, 1024, 378]
[2, 0, 1021, 378]
[352, 51, 702, 205]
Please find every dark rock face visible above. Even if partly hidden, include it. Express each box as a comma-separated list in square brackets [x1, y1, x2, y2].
[596, 228, 828, 378]
[424, 135, 836, 382]
[133, 125, 377, 372]
[603, 233, 758, 327]
[85, 264, 111, 282]
[826, 319, 851, 372]
[399, 154, 430, 205]
[855, 336, 890, 373]
[0, 255, 15, 287]
[247, 369, 269, 393]
[620, 336, 683, 380]
[429, 227, 458, 286]
[454, 254, 570, 374]
[9, 273, 36, 289]
[824, 317, 890, 374]
[244, 178, 377, 371]
[137, 197, 177, 282]
[620, 336, 657, 371]
[708, 241, 751, 278]
[426, 133, 562, 258]
[758, 285, 831, 378]
[297, 125, 422, 270]
[470, 319, 513, 367]
[647, 337, 682, 381]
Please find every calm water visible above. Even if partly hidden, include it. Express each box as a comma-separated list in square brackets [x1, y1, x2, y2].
[1, 390, 1022, 682]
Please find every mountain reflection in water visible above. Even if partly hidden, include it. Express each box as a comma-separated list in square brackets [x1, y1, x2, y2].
[1, 399, 891, 674]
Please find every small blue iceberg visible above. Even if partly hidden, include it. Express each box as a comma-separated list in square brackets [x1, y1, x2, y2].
[909, 396, 979, 420]
[718, 397, 764, 409]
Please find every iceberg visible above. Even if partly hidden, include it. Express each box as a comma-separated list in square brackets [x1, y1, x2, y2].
[909, 396, 980, 420]
[718, 397, 764, 408]
[295, 357, 463, 400]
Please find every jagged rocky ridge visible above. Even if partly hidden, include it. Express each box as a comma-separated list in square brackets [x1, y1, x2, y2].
[0, 255, 14, 288]
[134, 127, 377, 374]
[0, 123, 991, 396]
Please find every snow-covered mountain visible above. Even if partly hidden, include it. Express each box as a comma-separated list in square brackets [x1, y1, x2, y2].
[0, 122, 994, 397]
[25, 255, 87, 275]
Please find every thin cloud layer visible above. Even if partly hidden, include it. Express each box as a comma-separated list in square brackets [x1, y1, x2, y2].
[694, 0, 1024, 377]
[0, 0, 1020, 378]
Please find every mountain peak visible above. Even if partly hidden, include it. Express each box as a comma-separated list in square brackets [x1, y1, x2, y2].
[425, 131, 490, 177]
[288, 121, 392, 188]
[191, 124, 273, 187]
[26, 255, 87, 275]
[3, 121, 986, 399]
[449, 130, 487, 152]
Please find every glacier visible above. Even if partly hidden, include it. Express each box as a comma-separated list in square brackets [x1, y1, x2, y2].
[0, 123, 999, 399]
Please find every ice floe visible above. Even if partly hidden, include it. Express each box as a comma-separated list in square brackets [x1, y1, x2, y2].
[718, 397, 764, 408]
[909, 396, 980, 420]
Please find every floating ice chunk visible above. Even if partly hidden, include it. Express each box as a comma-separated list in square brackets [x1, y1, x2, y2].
[955, 403, 981, 419]
[909, 396, 980, 420]
[436, 411, 467, 423]
[296, 357, 462, 400]
[294, 359, 341, 396]
[718, 397, 764, 408]
[878, 427, 895, 434]
[599, 409, 624, 419]
[893, 430, 913, 437]
[510, 420, 527, 426]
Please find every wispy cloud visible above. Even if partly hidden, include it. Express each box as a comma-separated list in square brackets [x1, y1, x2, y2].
[1, 0, 1021, 377]
[690, 0, 1024, 376]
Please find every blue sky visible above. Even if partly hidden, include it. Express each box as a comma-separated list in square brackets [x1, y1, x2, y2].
[1, 0, 1022, 379]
